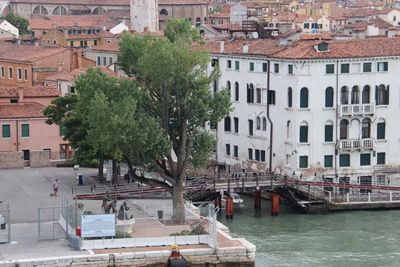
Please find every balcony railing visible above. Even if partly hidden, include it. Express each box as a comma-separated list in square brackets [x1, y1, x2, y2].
[339, 103, 374, 116]
[340, 138, 374, 150]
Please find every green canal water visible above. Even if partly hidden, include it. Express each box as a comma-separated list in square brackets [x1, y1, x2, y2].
[218, 194, 400, 267]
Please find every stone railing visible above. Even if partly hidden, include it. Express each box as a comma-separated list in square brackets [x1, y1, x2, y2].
[340, 138, 374, 150]
[339, 103, 374, 116]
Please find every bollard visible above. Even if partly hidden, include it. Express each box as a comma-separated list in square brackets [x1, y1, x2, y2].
[368, 192, 371, 202]
[328, 191, 332, 203]
[271, 193, 280, 216]
[225, 194, 234, 219]
[254, 187, 261, 210]
[346, 193, 349, 203]
[390, 191, 393, 201]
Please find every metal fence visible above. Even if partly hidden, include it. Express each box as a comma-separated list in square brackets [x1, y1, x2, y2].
[0, 202, 10, 243]
[37, 206, 66, 241]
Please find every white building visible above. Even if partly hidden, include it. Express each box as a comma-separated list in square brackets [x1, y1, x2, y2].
[207, 37, 400, 188]
[0, 19, 19, 38]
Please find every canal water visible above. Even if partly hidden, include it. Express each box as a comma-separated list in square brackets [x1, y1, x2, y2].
[218, 194, 400, 267]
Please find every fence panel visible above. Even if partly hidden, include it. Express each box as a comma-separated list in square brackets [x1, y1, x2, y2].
[38, 207, 66, 241]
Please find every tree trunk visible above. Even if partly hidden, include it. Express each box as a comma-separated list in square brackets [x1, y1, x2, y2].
[172, 180, 185, 223]
[112, 160, 118, 185]
[98, 158, 104, 180]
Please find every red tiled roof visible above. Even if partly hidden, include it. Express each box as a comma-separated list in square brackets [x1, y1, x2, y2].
[29, 15, 118, 31]
[44, 67, 118, 82]
[159, 0, 209, 4]
[10, 0, 129, 5]
[90, 41, 119, 52]
[0, 102, 46, 119]
[204, 39, 285, 56]
[0, 42, 68, 62]
[0, 86, 60, 98]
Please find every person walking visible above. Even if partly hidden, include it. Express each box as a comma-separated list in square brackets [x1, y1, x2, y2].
[53, 179, 59, 197]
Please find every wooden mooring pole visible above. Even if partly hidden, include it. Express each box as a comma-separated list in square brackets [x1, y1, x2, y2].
[254, 186, 261, 210]
[271, 193, 280, 216]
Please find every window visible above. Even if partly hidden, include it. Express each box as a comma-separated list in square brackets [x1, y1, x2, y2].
[377, 120, 386, 140]
[234, 117, 239, 133]
[97, 56, 101, 66]
[360, 153, 371, 166]
[80, 40, 84, 47]
[325, 123, 333, 142]
[377, 62, 388, 72]
[234, 82, 239, 101]
[224, 117, 231, 132]
[376, 174, 386, 185]
[324, 155, 333, 168]
[362, 85, 370, 104]
[248, 119, 254, 136]
[262, 63, 268, 72]
[211, 58, 219, 67]
[341, 63, 350, 73]
[325, 87, 334, 107]
[249, 62, 254, 72]
[363, 63, 371, 72]
[225, 144, 230, 156]
[256, 88, 262, 103]
[377, 152, 386, 165]
[340, 119, 349, 139]
[340, 86, 349, 104]
[268, 90, 276, 105]
[351, 86, 360, 104]
[235, 61, 240, 70]
[8, 67, 12, 79]
[21, 124, 29, 137]
[226, 81, 231, 97]
[339, 154, 350, 167]
[233, 145, 238, 157]
[69, 41, 74, 47]
[247, 84, 254, 103]
[299, 123, 308, 143]
[261, 150, 266, 162]
[262, 117, 267, 131]
[2, 124, 10, 138]
[300, 87, 309, 108]
[288, 64, 293, 74]
[103, 57, 107, 66]
[287, 87, 293, 107]
[304, 23, 310, 29]
[299, 156, 308, 168]
[255, 149, 260, 161]
[274, 63, 279, 73]
[94, 40, 97, 46]
[362, 118, 371, 138]
[24, 69, 28, 80]
[256, 117, 261, 130]
[227, 60, 232, 69]
[109, 57, 113, 66]
[248, 148, 253, 160]
[17, 68, 22, 80]
[375, 84, 389, 105]
[0, 66, 4, 78]
[326, 64, 334, 74]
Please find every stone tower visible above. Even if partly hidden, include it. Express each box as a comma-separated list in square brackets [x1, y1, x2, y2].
[130, 0, 159, 32]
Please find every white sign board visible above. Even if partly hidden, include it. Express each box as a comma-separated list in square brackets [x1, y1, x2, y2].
[81, 214, 115, 238]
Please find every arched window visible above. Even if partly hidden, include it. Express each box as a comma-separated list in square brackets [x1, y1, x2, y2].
[247, 83, 254, 103]
[325, 87, 334, 107]
[324, 121, 334, 142]
[33, 5, 48, 15]
[53, 6, 68, 15]
[377, 118, 386, 140]
[287, 120, 291, 139]
[262, 117, 267, 131]
[287, 87, 293, 107]
[299, 121, 308, 143]
[341, 86, 349, 104]
[362, 85, 370, 104]
[256, 116, 261, 130]
[376, 84, 389, 105]
[224, 117, 231, 132]
[362, 118, 371, 138]
[92, 7, 105, 15]
[160, 9, 168, 15]
[226, 81, 231, 97]
[300, 87, 308, 108]
[234, 82, 239, 101]
[351, 86, 360, 104]
[340, 119, 349, 139]
[195, 17, 202, 27]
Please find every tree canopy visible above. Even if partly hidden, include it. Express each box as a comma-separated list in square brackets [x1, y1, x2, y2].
[1, 13, 31, 35]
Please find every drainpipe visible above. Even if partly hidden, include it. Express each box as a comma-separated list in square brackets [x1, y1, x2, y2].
[335, 60, 339, 182]
[267, 60, 273, 180]
[16, 120, 19, 151]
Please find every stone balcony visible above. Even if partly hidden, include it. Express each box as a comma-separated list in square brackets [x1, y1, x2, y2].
[339, 138, 374, 150]
[339, 103, 374, 116]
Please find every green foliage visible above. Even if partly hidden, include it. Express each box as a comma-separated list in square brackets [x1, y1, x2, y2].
[1, 13, 31, 35]
[170, 230, 193, 236]
[210, 5, 223, 14]
[114, 231, 131, 238]
[164, 19, 202, 43]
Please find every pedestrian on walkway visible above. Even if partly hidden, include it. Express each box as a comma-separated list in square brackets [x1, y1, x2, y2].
[53, 179, 59, 197]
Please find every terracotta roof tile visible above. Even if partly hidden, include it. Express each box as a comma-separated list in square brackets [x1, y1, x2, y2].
[0, 102, 46, 119]
[90, 41, 119, 52]
[0, 42, 68, 62]
[29, 15, 118, 31]
[0, 85, 60, 98]
[205, 39, 285, 56]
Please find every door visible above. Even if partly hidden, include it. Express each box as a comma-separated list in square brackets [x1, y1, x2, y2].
[359, 176, 372, 194]
[22, 149, 30, 167]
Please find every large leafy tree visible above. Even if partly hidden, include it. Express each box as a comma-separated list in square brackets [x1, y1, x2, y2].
[1, 13, 31, 35]
[118, 19, 231, 222]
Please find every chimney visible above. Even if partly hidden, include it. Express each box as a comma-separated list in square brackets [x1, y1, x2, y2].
[242, 43, 249, 54]
[220, 40, 224, 53]
[17, 86, 24, 103]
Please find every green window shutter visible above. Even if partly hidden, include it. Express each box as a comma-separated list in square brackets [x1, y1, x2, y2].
[21, 124, 29, 137]
[360, 153, 371, 166]
[324, 155, 333, 168]
[235, 61, 240, 70]
[250, 62, 254, 71]
[377, 122, 385, 139]
[339, 154, 350, 167]
[324, 125, 333, 142]
[377, 152, 385, 165]
[300, 125, 308, 143]
[325, 87, 334, 107]
[300, 88, 308, 108]
[2, 124, 10, 138]
[299, 156, 308, 168]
